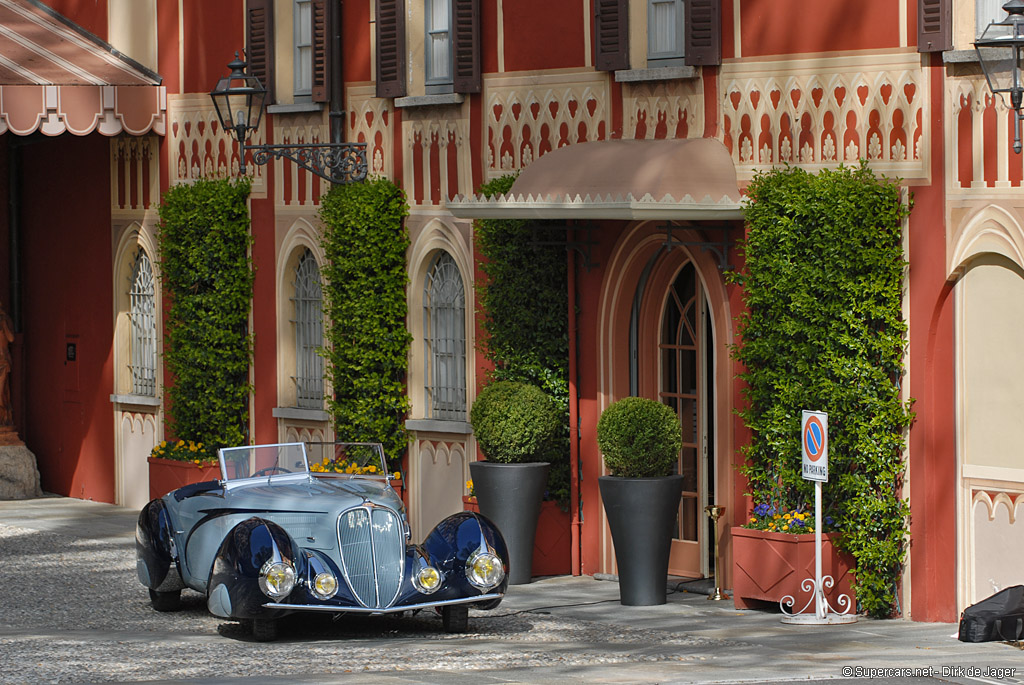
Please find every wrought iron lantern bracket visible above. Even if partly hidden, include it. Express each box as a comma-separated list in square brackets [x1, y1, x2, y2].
[245, 142, 368, 185]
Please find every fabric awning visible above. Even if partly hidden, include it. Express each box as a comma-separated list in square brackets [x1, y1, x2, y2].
[447, 137, 745, 220]
[0, 0, 165, 136]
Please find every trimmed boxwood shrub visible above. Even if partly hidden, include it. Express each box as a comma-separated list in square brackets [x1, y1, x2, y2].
[730, 161, 913, 618]
[157, 177, 254, 453]
[319, 177, 411, 471]
[596, 397, 682, 478]
[469, 381, 562, 464]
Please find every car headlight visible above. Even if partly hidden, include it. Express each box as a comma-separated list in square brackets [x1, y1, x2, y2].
[259, 560, 296, 599]
[466, 551, 505, 590]
[413, 564, 443, 594]
[311, 571, 338, 600]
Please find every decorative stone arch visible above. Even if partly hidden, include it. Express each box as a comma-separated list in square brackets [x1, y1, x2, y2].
[110, 220, 162, 509]
[595, 220, 736, 581]
[405, 215, 475, 540]
[951, 203, 1024, 612]
[274, 218, 332, 441]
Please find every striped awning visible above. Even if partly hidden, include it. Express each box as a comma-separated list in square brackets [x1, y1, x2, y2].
[0, 0, 165, 136]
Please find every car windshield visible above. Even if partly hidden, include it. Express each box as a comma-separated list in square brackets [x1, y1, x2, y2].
[305, 442, 390, 480]
[218, 443, 310, 482]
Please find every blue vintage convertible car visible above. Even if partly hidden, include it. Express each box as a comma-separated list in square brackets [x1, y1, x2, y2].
[136, 442, 508, 640]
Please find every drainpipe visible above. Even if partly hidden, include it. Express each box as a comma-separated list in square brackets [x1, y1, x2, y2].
[568, 225, 581, 575]
[7, 139, 20, 331]
[329, 0, 344, 147]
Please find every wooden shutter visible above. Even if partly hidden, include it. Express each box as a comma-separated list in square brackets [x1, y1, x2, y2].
[453, 0, 481, 93]
[376, 0, 406, 98]
[918, 0, 951, 52]
[595, 0, 628, 72]
[311, 0, 331, 102]
[246, 0, 275, 102]
[685, 0, 720, 66]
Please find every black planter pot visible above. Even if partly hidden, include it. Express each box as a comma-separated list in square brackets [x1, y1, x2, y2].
[599, 474, 685, 605]
[469, 461, 550, 585]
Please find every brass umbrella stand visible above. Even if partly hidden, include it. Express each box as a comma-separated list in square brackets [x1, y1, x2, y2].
[704, 504, 729, 601]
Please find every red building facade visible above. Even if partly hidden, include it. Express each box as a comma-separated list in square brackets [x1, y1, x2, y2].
[1, 0, 1020, 623]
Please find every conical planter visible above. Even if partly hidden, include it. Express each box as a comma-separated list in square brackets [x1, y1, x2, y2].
[470, 461, 550, 585]
[599, 474, 685, 605]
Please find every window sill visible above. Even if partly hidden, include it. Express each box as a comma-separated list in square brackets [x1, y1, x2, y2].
[109, 393, 161, 409]
[943, 49, 980, 64]
[267, 102, 324, 115]
[273, 407, 330, 422]
[405, 418, 472, 436]
[394, 93, 466, 109]
[615, 66, 698, 83]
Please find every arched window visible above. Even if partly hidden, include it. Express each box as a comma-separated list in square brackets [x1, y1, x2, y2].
[424, 251, 466, 419]
[292, 249, 324, 408]
[129, 249, 157, 396]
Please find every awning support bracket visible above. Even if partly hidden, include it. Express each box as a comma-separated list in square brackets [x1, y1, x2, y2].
[661, 222, 735, 272]
[527, 222, 600, 270]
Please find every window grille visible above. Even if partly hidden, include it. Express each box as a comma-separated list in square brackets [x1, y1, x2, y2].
[648, 0, 685, 64]
[292, 249, 324, 408]
[129, 249, 157, 396]
[426, 0, 453, 86]
[424, 251, 466, 420]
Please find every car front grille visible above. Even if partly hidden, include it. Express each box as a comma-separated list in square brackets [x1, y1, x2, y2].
[336, 505, 404, 608]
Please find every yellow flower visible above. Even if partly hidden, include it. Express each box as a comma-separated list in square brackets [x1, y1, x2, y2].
[177, 440, 185, 447]
[367, 465, 377, 473]
[466, 480, 473, 490]
[160, 441, 167, 448]
[393, 472, 401, 480]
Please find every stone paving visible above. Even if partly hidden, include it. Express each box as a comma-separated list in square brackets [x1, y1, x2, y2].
[0, 496, 1021, 684]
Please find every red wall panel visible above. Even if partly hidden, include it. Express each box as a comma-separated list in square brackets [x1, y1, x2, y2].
[502, 0, 586, 72]
[182, 1, 244, 95]
[739, 0, 900, 57]
[342, 0, 372, 83]
[41, 0, 108, 39]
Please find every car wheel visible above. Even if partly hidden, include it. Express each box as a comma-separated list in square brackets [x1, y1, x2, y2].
[251, 618, 279, 642]
[148, 589, 181, 612]
[441, 605, 468, 633]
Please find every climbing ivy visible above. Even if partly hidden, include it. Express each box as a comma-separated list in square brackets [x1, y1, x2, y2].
[318, 177, 411, 470]
[730, 162, 914, 617]
[475, 174, 570, 505]
[157, 177, 254, 453]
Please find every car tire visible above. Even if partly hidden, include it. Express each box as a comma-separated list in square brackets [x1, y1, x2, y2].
[251, 618, 279, 642]
[441, 605, 468, 633]
[148, 589, 182, 612]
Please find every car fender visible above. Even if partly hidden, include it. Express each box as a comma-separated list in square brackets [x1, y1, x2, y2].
[136, 498, 184, 592]
[421, 511, 509, 604]
[206, 517, 298, 620]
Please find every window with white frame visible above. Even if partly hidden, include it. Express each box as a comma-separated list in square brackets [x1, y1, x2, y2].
[292, 249, 324, 408]
[648, 0, 685, 65]
[426, 0, 453, 91]
[129, 249, 157, 396]
[424, 251, 466, 420]
[294, 0, 312, 97]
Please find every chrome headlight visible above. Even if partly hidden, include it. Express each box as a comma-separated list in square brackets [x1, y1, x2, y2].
[258, 560, 296, 599]
[466, 551, 505, 590]
[413, 564, 443, 594]
[311, 571, 338, 600]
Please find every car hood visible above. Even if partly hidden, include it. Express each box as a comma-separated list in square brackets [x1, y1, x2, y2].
[221, 476, 403, 516]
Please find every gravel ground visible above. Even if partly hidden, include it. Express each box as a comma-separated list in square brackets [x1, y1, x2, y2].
[0, 522, 725, 684]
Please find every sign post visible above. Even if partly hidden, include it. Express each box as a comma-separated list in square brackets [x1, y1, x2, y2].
[780, 410, 856, 624]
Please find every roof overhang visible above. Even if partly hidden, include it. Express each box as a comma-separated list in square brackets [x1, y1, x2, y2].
[0, 0, 165, 137]
[448, 137, 746, 221]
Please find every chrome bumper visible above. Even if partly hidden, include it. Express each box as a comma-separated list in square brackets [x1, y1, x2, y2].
[263, 592, 503, 614]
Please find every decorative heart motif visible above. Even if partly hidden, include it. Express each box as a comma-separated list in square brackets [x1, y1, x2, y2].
[880, 84, 893, 104]
[493, 104, 503, 121]
[586, 98, 598, 117]
[770, 90, 782, 110]
[549, 101, 559, 118]
[750, 91, 760, 109]
[811, 88, 824, 108]
[350, 111, 357, 128]
[904, 83, 916, 104]
[730, 91, 742, 111]
[197, 121, 204, 136]
[184, 121, 191, 136]
[834, 87, 846, 107]
[365, 111, 374, 127]
[172, 122, 179, 136]
[511, 102, 522, 120]
[857, 85, 869, 105]
[567, 100, 578, 118]
[530, 102, 540, 119]
[790, 90, 801, 109]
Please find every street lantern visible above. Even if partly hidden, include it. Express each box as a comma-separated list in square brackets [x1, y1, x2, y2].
[209, 54, 367, 183]
[975, 0, 1024, 153]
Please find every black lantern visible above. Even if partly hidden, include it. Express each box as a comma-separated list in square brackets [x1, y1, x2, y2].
[976, 0, 1024, 153]
[210, 54, 367, 183]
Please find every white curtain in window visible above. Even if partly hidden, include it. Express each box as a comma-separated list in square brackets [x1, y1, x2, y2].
[295, 0, 312, 95]
[649, 0, 684, 60]
[978, 0, 1007, 38]
[427, 0, 452, 83]
[424, 251, 466, 419]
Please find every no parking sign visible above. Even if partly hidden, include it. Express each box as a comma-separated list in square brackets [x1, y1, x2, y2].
[801, 410, 828, 482]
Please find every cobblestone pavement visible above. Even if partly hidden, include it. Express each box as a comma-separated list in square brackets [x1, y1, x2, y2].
[0, 497, 1022, 685]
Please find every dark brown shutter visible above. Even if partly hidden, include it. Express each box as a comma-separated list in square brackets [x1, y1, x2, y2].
[376, 0, 406, 98]
[685, 0, 720, 66]
[453, 0, 481, 93]
[246, 0, 275, 103]
[918, 0, 951, 52]
[595, 0, 628, 72]
[311, 0, 330, 102]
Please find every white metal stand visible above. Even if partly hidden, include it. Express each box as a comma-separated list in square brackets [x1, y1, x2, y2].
[780, 481, 857, 624]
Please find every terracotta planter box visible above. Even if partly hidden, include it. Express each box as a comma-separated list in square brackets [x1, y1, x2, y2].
[463, 496, 571, 577]
[731, 526, 856, 612]
[147, 457, 219, 500]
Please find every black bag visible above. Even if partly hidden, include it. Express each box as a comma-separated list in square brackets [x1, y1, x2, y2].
[958, 585, 1024, 643]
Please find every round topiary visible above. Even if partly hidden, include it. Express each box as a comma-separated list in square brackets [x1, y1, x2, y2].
[597, 397, 682, 478]
[470, 381, 562, 464]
